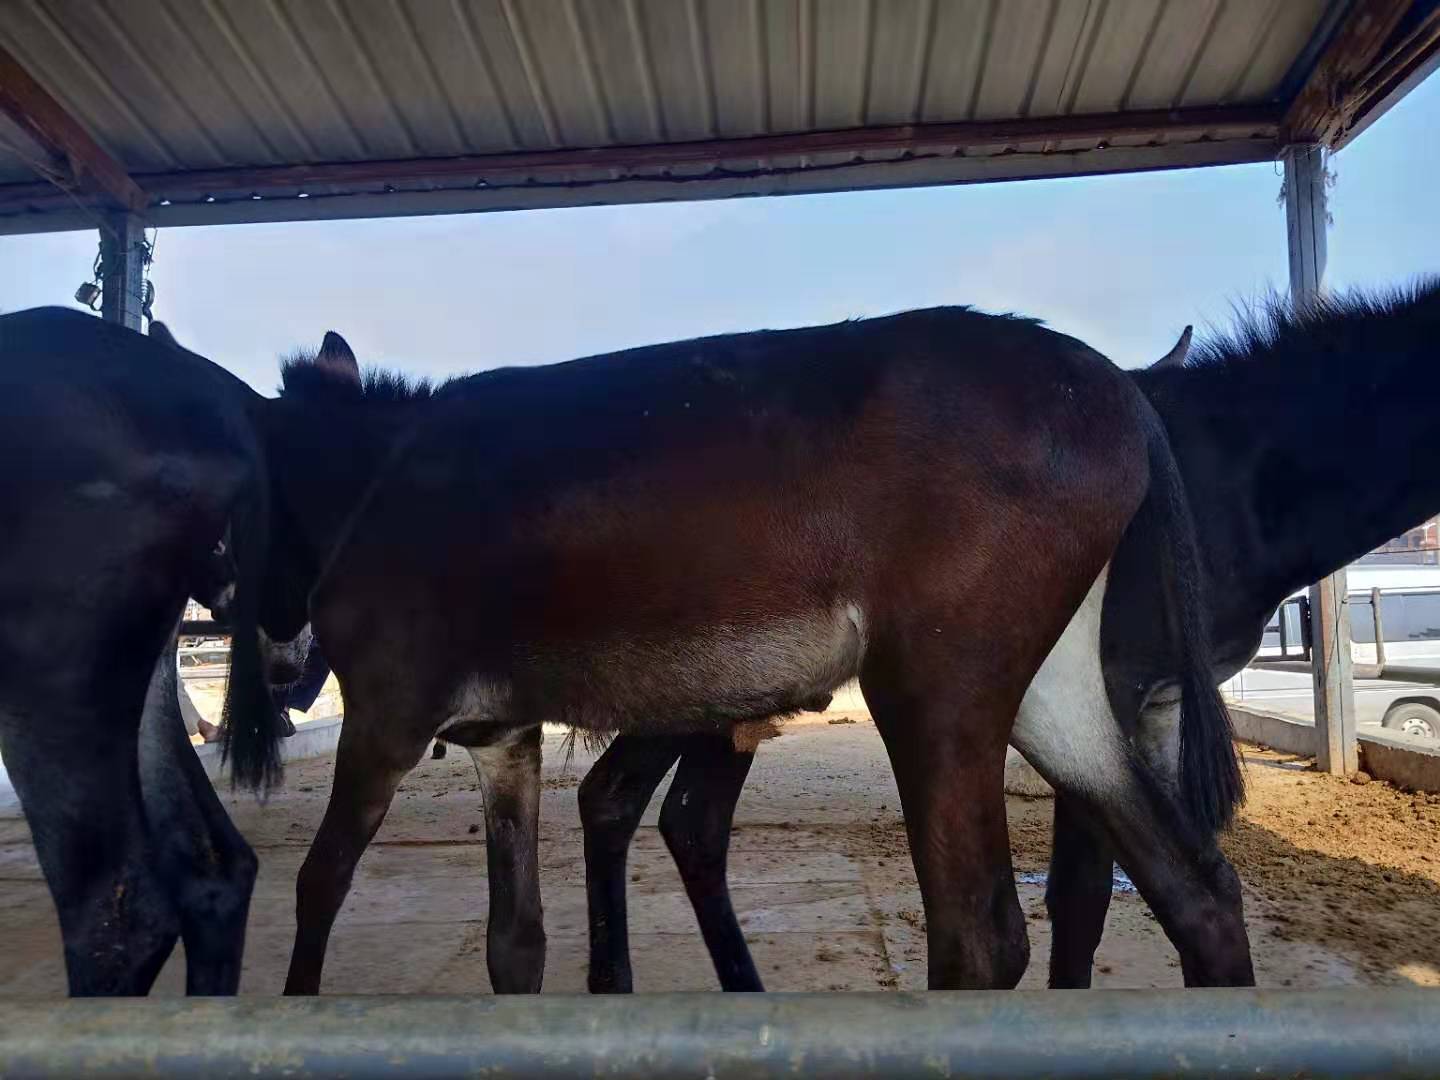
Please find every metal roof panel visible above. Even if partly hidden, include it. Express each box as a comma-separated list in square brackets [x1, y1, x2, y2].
[0, 0, 1424, 232]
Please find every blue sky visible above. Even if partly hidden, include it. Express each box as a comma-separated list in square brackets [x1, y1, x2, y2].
[1, 74, 1436, 390]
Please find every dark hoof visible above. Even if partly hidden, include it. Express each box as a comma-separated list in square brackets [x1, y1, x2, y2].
[197, 718, 222, 744]
[432, 741, 448, 760]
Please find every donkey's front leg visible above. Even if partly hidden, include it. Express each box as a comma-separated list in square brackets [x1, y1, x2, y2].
[466, 726, 546, 994]
[286, 712, 430, 995]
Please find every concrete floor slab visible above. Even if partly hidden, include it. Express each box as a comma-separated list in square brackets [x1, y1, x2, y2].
[0, 717, 1416, 996]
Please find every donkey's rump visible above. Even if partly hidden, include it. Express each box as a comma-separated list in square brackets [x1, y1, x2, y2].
[0, 308, 271, 997]
[0, 309, 258, 698]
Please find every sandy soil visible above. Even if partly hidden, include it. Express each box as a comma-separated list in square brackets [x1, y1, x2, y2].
[2, 717, 1436, 994]
[1221, 748, 1440, 985]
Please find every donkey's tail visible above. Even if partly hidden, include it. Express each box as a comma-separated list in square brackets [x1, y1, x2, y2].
[219, 467, 285, 794]
[1146, 419, 1244, 833]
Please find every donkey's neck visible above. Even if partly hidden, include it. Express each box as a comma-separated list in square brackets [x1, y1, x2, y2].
[1136, 283, 1440, 645]
[267, 399, 422, 566]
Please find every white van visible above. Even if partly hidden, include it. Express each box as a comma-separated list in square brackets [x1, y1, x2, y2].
[1221, 565, 1440, 741]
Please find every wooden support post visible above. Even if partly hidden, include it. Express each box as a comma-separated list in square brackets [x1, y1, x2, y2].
[1285, 144, 1358, 775]
[99, 213, 146, 331]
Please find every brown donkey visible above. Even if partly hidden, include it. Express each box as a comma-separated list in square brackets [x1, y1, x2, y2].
[251, 308, 1243, 994]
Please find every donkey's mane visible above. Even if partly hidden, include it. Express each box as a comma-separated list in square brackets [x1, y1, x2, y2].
[1180, 276, 1440, 375]
[279, 352, 459, 403]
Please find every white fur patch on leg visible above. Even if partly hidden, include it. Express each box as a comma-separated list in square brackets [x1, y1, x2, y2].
[1009, 566, 1130, 800]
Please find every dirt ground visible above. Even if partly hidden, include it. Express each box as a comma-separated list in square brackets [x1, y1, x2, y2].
[2, 715, 1437, 995]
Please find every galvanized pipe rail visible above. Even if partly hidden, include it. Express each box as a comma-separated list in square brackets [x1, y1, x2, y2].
[2, 990, 1438, 1079]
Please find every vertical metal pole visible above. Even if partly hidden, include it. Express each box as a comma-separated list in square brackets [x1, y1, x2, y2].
[1284, 144, 1357, 775]
[99, 213, 200, 728]
[99, 212, 145, 331]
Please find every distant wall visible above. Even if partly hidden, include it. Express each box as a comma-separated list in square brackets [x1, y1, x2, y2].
[1231, 706, 1440, 793]
[1229, 707, 1318, 757]
[1358, 729, 1440, 792]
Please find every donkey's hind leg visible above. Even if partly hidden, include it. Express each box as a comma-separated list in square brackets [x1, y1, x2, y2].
[0, 688, 181, 996]
[860, 649, 1030, 990]
[138, 631, 258, 995]
[578, 734, 686, 993]
[1011, 579, 1253, 987]
[658, 735, 761, 991]
[1044, 797, 1116, 988]
[580, 734, 763, 993]
[1029, 733, 1253, 986]
[464, 726, 546, 994]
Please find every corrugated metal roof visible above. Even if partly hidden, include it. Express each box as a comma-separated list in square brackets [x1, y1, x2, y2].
[0, 0, 1396, 232]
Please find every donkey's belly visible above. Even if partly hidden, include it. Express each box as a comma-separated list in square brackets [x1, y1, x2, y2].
[444, 602, 868, 737]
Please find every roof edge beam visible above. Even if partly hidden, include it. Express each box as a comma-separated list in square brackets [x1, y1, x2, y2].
[0, 138, 1281, 235]
[0, 42, 147, 213]
[120, 104, 1280, 201]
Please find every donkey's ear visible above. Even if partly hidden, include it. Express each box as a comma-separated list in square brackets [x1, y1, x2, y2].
[315, 330, 361, 384]
[148, 321, 181, 348]
[1151, 325, 1193, 369]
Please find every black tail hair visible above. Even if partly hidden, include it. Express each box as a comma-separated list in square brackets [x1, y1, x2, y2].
[1146, 420, 1244, 832]
[219, 472, 285, 794]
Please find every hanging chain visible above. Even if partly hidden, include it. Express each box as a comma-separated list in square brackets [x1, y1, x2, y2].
[141, 226, 157, 322]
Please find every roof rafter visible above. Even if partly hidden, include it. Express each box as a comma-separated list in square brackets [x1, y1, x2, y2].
[1284, 0, 1440, 147]
[0, 40, 147, 213]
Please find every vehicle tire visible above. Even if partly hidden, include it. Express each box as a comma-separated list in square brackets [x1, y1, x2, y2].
[1382, 702, 1440, 741]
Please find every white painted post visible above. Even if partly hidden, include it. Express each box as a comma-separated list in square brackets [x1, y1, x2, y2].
[98, 212, 146, 331]
[1284, 144, 1358, 775]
